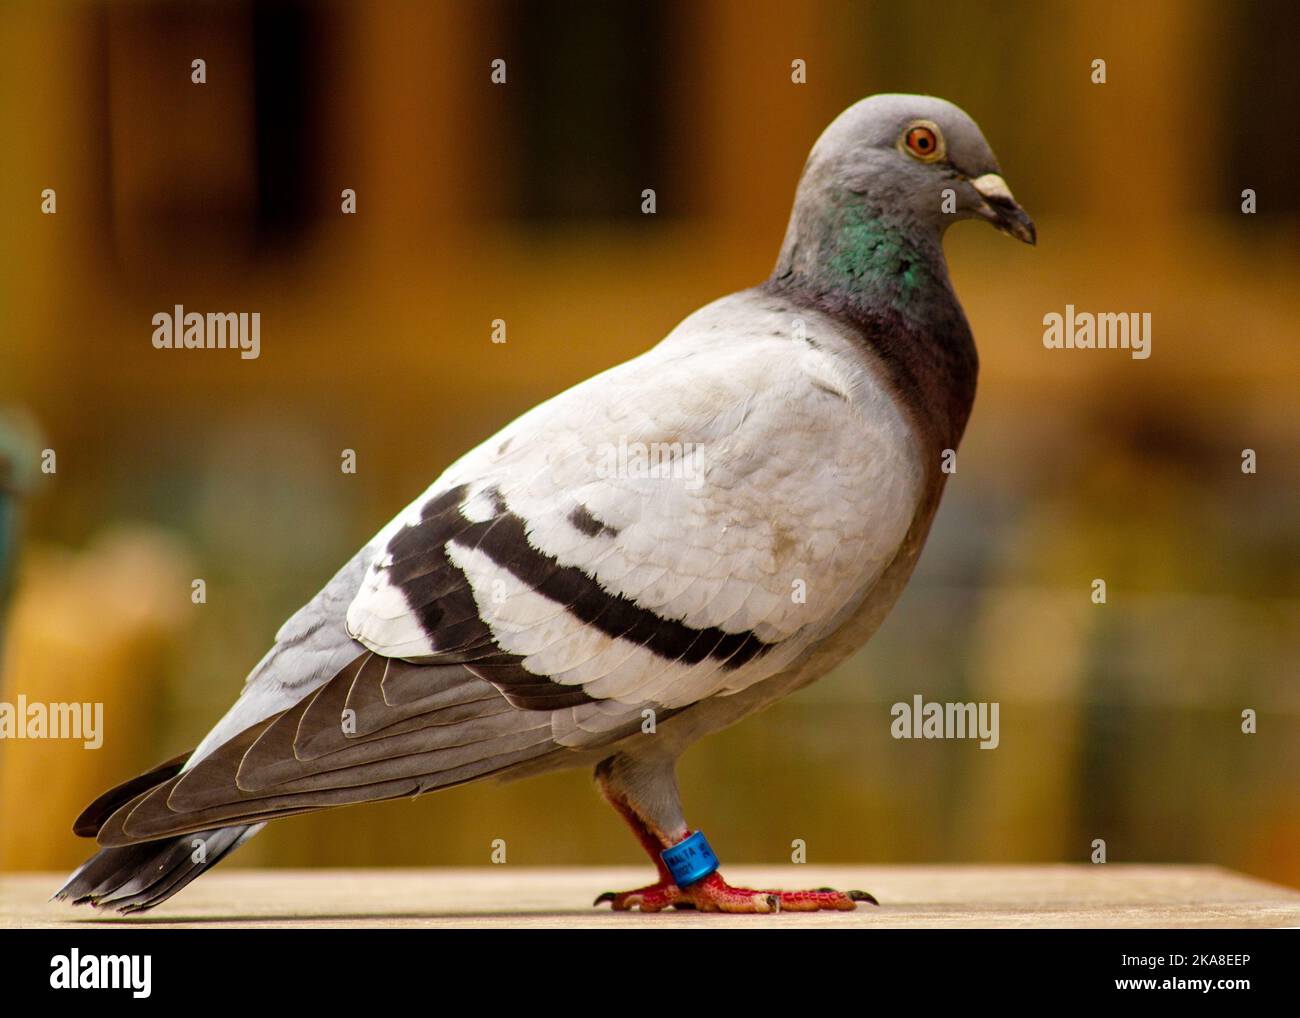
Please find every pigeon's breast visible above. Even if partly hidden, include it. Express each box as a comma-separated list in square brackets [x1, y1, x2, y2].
[626, 291, 929, 647]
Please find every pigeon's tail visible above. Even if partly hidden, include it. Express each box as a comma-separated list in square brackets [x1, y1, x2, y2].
[53, 825, 260, 914]
[53, 749, 262, 914]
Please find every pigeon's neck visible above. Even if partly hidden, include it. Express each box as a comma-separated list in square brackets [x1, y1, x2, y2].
[769, 188, 955, 326]
[765, 188, 978, 455]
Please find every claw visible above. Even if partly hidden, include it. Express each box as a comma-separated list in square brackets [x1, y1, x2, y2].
[594, 891, 617, 907]
[848, 889, 879, 905]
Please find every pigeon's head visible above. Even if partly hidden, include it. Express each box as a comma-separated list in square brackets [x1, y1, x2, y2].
[795, 93, 1036, 247]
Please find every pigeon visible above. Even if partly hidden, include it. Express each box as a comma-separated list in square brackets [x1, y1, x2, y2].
[56, 93, 1034, 914]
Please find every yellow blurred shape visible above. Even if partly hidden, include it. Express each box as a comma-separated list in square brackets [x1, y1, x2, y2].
[0, 529, 194, 869]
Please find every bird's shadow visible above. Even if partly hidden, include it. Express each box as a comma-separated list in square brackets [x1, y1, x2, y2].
[63, 904, 826, 924]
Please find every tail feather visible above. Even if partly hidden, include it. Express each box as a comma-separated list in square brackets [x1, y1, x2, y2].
[57, 748, 263, 914]
[55, 824, 262, 914]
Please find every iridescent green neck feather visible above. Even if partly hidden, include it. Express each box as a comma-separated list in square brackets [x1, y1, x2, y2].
[771, 188, 954, 323]
[829, 204, 935, 296]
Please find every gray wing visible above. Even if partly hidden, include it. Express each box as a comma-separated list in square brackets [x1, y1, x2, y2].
[92, 488, 608, 846]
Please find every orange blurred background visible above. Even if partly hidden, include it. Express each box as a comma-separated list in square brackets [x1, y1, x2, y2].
[1, 0, 1297, 888]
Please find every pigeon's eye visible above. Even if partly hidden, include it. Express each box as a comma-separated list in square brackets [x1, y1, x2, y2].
[902, 123, 944, 162]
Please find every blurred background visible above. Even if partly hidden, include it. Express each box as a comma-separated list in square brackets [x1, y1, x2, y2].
[1, 0, 1297, 890]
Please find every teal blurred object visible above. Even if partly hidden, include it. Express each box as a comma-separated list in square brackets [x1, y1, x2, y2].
[0, 413, 40, 662]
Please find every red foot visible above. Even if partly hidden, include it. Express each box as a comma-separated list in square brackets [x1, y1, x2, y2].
[595, 871, 877, 914]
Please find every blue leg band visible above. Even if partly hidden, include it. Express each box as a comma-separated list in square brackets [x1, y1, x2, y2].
[660, 830, 719, 888]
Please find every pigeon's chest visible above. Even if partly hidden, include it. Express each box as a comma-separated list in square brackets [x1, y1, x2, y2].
[785, 336, 928, 569]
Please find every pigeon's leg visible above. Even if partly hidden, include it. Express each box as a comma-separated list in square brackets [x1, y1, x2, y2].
[591, 754, 689, 912]
[593, 753, 876, 913]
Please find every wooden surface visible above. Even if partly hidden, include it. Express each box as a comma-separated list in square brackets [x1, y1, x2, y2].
[5, 865, 1299, 928]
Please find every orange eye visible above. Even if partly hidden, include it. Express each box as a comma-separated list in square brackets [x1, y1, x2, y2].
[904, 125, 942, 161]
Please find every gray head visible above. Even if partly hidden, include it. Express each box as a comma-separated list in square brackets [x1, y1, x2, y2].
[773, 94, 1034, 307]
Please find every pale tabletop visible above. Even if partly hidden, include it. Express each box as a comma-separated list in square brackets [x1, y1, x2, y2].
[4, 865, 1299, 928]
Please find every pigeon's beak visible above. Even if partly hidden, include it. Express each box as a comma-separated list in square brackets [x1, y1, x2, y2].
[971, 173, 1036, 245]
